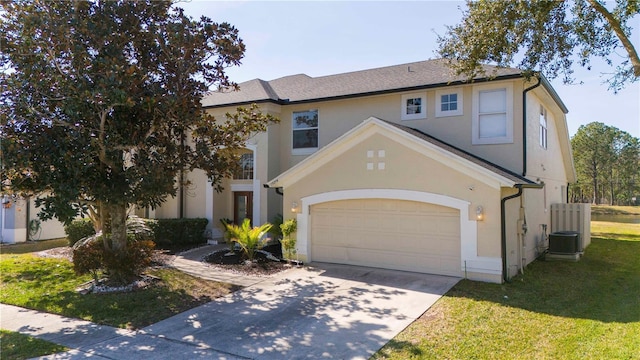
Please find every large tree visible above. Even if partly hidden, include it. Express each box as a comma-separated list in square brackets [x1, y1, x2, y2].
[438, 0, 640, 92]
[571, 122, 640, 204]
[0, 0, 274, 277]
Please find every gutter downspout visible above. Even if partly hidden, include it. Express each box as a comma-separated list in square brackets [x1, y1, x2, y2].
[522, 77, 542, 176]
[501, 183, 544, 282]
[501, 185, 523, 283]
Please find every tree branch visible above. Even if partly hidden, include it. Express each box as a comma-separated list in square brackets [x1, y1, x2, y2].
[587, 0, 640, 77]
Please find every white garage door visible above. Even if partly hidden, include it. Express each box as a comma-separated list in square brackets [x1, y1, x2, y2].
[311, 199, 461, 276]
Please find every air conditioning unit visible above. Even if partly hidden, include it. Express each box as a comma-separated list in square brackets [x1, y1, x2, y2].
[549, 231, 580, 255]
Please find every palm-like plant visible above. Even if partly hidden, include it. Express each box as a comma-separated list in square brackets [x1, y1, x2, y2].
[224, 219, 273, 261]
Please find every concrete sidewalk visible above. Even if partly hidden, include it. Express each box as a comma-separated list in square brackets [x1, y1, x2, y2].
[1, 246, 459, 359]
[1, 303, 244, 359]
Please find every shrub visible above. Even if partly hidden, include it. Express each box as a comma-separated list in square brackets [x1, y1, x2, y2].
[64, 218, 96, 247]
[72, 236, 103, 281]
[102, 238, 155, 284]
[146, 218, 208, 247]
[271, 214, 283, 240]
[72, 234, 155, 285]
[280, 218, 297, 260]
[225, 219, 272, 261]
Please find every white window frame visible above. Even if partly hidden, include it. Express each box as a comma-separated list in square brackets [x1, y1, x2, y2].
[401, 93, 427, 121]
[435, 88, 463, 117]
[539, 105, 548, 149]
[472, 83, 513, 145]
[292, 109, 319, 155]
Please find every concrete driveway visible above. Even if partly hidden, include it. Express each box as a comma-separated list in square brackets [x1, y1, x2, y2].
[21, 263, 459, 359]
[139, 263, 460, 360]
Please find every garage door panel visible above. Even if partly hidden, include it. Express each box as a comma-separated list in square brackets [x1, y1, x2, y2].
[313, 246, 461, 277]
[311, 199, 461, 276]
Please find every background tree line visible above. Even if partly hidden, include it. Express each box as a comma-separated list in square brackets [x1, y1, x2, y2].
[570, 122, 640, 205]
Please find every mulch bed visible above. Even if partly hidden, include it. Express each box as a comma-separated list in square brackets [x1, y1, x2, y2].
[35, 243, 295, 277]
[202, 243, 293, 276]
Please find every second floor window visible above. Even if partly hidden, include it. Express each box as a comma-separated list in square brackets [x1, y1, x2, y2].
[401, 93, 427, 120]
[472, 83, 513, 145]
[292, 109, 319, 154]
[436, 88, 463, 117]
[540, 105, 548, 149]
[234, 153, 254, 180]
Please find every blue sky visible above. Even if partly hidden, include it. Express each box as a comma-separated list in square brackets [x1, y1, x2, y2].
[179, 0, 640, 138]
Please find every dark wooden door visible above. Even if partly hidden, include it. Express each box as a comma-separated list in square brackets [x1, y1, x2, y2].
[233, 191, 253, 225]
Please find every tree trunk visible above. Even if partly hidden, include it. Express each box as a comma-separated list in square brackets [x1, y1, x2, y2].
[86, 201, 103, 233]
[106, 203, 128, 252]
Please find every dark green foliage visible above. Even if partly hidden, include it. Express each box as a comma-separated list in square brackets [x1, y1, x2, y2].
[72, 238, 104, 282]
[437, 0, 639, 91]
[271, 214, 283, 239]
[145, 218, 208, 246]
[72, 234, 155, 284]
[570, 122, 640, 205]
[102, 239, 155, 284]
[0, 0, 277, 274]
[64, 218, 96, 247]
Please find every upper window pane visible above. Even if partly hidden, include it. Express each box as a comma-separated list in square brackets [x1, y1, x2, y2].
[479, 89, 506, 113]
[293, 110, 318, 129]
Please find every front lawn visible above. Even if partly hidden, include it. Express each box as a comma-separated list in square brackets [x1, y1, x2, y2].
[0, 238, 69, 255]
[0, 330, 69, 360]
[0, 254, 239, 329]
[374, 219, 640, 359]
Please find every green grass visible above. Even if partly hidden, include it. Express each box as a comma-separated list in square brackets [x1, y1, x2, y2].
[374, 220, 640, 359]
[0, 330, 69, 360]
[0, 238, 69, 255]
[0, 254, 239, 329]
[591, 205, 640, 215]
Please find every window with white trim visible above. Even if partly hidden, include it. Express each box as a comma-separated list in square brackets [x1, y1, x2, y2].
[472, 83, 513, 144]
[436, 88, 463, 117]
[233, 153, 253, 180]
[292, 109, 318, 155]
[539, 105, 548, 149]
[401, 93, 427, 120]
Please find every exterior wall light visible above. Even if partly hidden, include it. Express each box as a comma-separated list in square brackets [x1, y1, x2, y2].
[476, 205, 484, 221]
[291, 201, 298, 213]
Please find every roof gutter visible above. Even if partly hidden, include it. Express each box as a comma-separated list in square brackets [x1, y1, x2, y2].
[500, 183, 544, 282]
[263, 183, 283, 196]
[522, 77, 542, 177]
[203, 74, 525, 110]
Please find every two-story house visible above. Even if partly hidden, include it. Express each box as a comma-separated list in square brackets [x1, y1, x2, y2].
[154, 59, 577, 283]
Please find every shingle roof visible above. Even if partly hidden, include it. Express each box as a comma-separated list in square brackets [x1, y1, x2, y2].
[202, 59, 523, 107]
[383, 120, 537, 186]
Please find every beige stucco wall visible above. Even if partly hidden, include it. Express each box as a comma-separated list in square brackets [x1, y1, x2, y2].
[282, 132, 503, 259]
[29, 197, 67, 240]
[276, 78, 526, 176]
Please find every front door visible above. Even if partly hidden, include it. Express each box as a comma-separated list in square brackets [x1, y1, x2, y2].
[233, 191, 253, 225]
